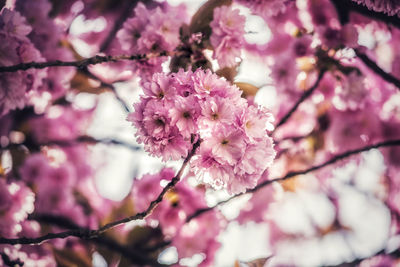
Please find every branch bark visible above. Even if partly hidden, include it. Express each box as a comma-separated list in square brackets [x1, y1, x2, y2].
[0, 139, 200, 246]
[330, 0, 400, 28]
[355, 49, 400, 91]
[0, 52, 167, 73]
[1, 135, 141, 152]
[80, 67, 131, 112]
[273, 69, 326, 133]
[186, 139, 400, 222]
[29, 213, 166, 266]
[99, 0, 148, 52]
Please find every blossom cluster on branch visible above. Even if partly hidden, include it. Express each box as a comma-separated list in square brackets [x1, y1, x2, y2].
[1, 0, 400, 266]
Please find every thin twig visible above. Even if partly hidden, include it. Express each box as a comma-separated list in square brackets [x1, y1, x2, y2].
[273, 69, 326, 133]
[1, 136, 141, 152]
[80, 67, 131, 112]
[0, 52, 167, 73]
[0, 139, 201, 245]
[355, 49, 400, 91]
[0, 252, 24, 267]
[99, 0, 146, 52]
[186, 139, 400, 222]
[93, 138, 201, 235]
[323, 248, 400, 267]
[29, 213, 165, 266]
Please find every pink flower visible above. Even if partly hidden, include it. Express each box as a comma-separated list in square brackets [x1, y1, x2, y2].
[143, 72, 176, 100]
[0, 73, 29, 115]
[210, 6, 246, 68]
[237, 105, 274, 141]
[169, 96, 199, 137]
[142, 100, 171, 139]
[236, 0, 290, 18]
[337, 71, 368, 110]
[0, 180, 35, 238]
[351, 0, 400, 16]
[129, 69, 275, 190]
[192, 69, 242, 100]
[132, 171, 165, 212]
[19, 153, 50, 183]
[116, 4, 149, 53]
[117, 2, 186, 54]
[205, 125, 246, 165]
[199, 96, 234, 128]
[191, 145, 233, 188]
[292, 35, 314, 57]
[0, 8, 32, 40]
[326, 105, 382, 153]
[271, 54, 299, 93]
[29, 105, 94, 142]
[235, 138, 275, 176]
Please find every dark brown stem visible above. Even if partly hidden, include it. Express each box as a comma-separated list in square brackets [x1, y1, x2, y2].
[0, 53, 167, 73]
[28, 213, 165, 267]
[330, 0, 400, 28]
[0, 139, 200, 245]
[355, 49, 400, 91]
[323, 248, 400, 267]
[1, 136, 141, 152]
[273, 69, 326, 133]
[99, 1, 149, 52]
[80, 67, 131, 112]
[186, 139, 400, 222]
[1, 252, 24, 267]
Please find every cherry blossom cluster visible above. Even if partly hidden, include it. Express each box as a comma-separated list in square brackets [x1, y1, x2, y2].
[1, 0, 400, 266]
[131, 168, 224, 266]
[0, 8, 46, 115]
[0, 179, 34, 238]
[210, 5, 245, 68]
[117, 2, 187, 81]
[351, 0, 400, 16]
[128, 69, 276, 194]
[235, 0, 290, 18]
[117, 2, 186, 55]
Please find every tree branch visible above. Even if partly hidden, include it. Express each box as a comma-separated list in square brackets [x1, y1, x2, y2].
[0, 52, 167, 73]
[186, 139, 400, 222]
[273, 69, 326, 132]
[29, 213, 166, 266]
[330, 0, 400, 28]
[0, 139, 201, 245]
[324, 248, 400, 267]
[2, 136, 141, 152]
[80, 67, 131, 112]
[99, 0, 147, 52]
[0, 252, 24, 267]
[355, 49, 400, 91]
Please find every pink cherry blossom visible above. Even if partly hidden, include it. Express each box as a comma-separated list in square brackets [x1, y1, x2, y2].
[210, 5, 246, 68]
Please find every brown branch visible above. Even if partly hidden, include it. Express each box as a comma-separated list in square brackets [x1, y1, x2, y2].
[324, 248, 400, 267]
[186, 139, 400, 222]
[0, 139, 201, 245]
[355, 49, 400, 91]
[2, 136, 141, 152]
[80, 67, 131, 112]
[29, 213, 166, 267]
[273, 69, 326, 132]
[330, 0, 400, 28]
[1, 252, 24, 267]
[99, 0, 148, 52]
[93, 138, 201, 235]
[0, 52, 167, 73]
[47, 136, 141, 151]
